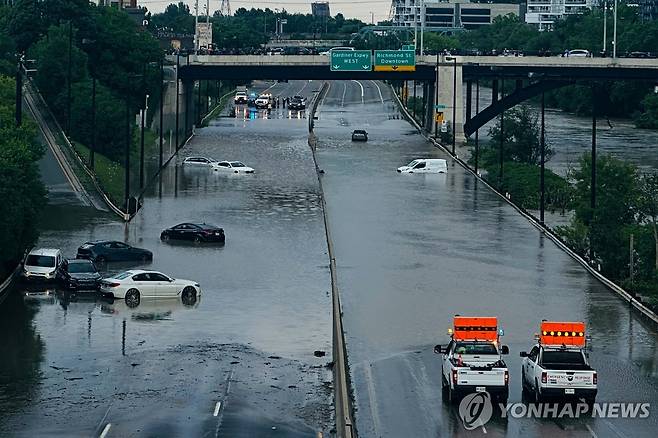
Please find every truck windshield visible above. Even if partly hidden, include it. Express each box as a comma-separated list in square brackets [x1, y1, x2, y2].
[542, 351, 585, 366]
[454, 342, 498, 355]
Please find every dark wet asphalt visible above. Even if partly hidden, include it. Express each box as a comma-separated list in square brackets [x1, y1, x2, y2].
[1, 80, 332, 437]
[314, 80, 658, 437]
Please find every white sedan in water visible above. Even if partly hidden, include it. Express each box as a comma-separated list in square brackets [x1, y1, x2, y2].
[100, 270, 201, 307]
[212, 161, 255, 174]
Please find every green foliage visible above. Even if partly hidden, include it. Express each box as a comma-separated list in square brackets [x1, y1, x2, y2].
[635, 93, 658, 129]
[555, 218, 590, 255]
[423, 33, 461, 52]
[486, 105, 553, 165]
[0, 75, 46, 277]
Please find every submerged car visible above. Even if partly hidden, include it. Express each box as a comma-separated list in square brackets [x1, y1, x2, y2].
[182, 156, 217, 167]
[76, 240, 153, 263]
[100, 270, 201, 307]
[22, 248, 64, 282]
[397, 159, 448, 174]
[288, 95, 306, 110]
[160, 223, 226, 243]
[58, 259, 101, 290]
[212, 161, 255, 174]
[351, 129, 368, 142]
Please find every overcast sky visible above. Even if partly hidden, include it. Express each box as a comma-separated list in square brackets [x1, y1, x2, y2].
[138, 0, 392, 24]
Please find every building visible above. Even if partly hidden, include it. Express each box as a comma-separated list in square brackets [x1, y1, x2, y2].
[312, 2, 331, 17]
[392, 0, 523, 30]
[639, 0, 658, 21]
[525, 0, 594, 30]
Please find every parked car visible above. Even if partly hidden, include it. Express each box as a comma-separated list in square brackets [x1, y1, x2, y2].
[397, 159, 448, 174]
[182, 156, 217, 167]
[22, 248, 64, 282]
[351, 129, 368, 142]
[566, 49, 591, 58]
[234, 91, 248, 104]
[57, 259, 101, 290]
[76, 240, 153, 263]
[100, 270, 201, 307]
[160, 223, 226, 243]
[212, 161, 255, 174]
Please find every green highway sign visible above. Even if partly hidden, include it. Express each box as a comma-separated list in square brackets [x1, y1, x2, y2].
[402, 44, 415, 51]
[435, 104, 447, 109]
[330, 50, 372, 72]
[374, 50, 416, 71]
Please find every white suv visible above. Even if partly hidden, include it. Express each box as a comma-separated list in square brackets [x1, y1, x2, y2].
[23, 248, 64, 282]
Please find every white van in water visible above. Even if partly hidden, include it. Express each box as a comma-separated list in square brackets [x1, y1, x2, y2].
[22, 248, 64, 281]
[397, 159, 447, 174]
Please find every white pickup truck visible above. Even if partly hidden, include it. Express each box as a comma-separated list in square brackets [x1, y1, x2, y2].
[520, 321, 597, 403]
[434, 316, 510, 403]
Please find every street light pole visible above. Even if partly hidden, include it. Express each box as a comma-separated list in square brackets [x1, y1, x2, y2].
[603, 1, 607, 55]
[613, 0, 618, 59]
[125, 97, 131, 214]
[194, 0, 199, 54]
[159, 59, 164, 170]
[451, 57, 457, 155]
[175, 54, 180, 150]
[420, 0, 425, 56]
[91, 76, 96, 169]
[15, 55, 22, 127]
[434, 53, 439, 138]
[540, 91, 545, 224]
[67, 21, 73, 135]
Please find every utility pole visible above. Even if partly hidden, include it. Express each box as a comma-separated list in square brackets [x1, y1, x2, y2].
[540, 91, 545, 224]
[125, 97, 131, 214]
[630, 234, 635, 285]
[413, 3, 417, 54]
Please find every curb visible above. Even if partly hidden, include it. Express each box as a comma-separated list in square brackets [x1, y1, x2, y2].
[391, 85, 658, 326]
[308, 82, 356, 438]
[0, 264, 21, 298]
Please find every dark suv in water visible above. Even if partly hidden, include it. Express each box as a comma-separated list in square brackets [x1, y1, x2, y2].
[76, 240, 153, 263]
[57, 259, 102, 290]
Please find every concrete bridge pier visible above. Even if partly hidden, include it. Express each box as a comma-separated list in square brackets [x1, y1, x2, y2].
[437, 57, 465, 143]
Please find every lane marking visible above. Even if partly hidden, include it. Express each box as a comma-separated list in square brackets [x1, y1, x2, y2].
[370, 80, 384, 104]
[351, 80, 364, 104]
[586, 424, 598, 438]
[213, 401, 222, 417]
[341, 82, 347, 107]
[603, 419, 628, 438]
[296, 81, 309, 95]
[99, 423, 111, 438]
[263, 81, 277, 92]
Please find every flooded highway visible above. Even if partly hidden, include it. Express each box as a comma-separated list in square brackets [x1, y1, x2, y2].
[2, 76, 658, 438]
[314, 80, 658, 437]
[0, 80, 332, 437]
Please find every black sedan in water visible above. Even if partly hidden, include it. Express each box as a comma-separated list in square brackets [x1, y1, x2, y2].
[160, 223, 226, 243]
[76, 240, 153, 263]
[57, 259, 101, 290]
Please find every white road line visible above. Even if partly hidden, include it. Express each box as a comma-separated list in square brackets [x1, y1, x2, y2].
[296, 81, 309, 95]
[586, 424, 598, 438]
[341, 82, 347, 107]
[351, 80, 364, 104]
[213, 401, 222, 417]
[370, 80, 384, 104]
[603, 419, 629, 438]
[99, 423, 112, 438]
[263, 82, 277, 92]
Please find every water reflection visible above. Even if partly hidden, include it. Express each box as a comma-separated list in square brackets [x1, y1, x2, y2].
[0, 290, 45, 422]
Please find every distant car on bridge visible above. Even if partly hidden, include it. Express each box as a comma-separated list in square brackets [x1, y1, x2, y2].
[565, 49, 592, 58]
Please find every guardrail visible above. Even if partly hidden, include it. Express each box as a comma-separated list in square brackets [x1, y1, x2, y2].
[392, 85, 658, 327]
[23, 78, 129, 221]
[307, 81, 355, 438]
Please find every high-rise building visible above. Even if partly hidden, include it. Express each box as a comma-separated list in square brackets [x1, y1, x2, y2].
[392, 0, 522, 29]
[525, 0, 595, 30]
[639, 0, 658, 21]
[312, 2, 331, 17]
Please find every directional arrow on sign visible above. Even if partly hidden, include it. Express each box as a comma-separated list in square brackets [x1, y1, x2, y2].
[392, 65, 399, 70]
[333, 65, 340, 69]
[362, 65, 370, 70]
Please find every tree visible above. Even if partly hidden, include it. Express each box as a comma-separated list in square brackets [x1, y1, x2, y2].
[487, 104, 553, 165]
[638, 173, 658, 272]
[0, 76, 46, 277]
[635, 93, 658, 129]
[569, 153, 640, 278]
